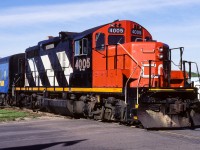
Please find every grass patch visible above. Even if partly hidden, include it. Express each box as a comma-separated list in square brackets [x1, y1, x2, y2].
[0, 108, 39, 122]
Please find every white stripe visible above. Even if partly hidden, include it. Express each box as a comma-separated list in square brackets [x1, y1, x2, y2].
[56, 51, 73, 84]
[27, 58, 42, 86]
[41, 55, 58, 86]
[24, 73, 29, 86]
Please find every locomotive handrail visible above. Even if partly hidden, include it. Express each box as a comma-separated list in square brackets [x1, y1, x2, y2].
[117, 43, 141, 109]
[117, 43, 141, 68]
[169, 47, 184, 70]
[12, 75, 21, 86]
[12, 73, 22, 96]
[193, 62, 200, 83]
[31, 70, 40, 87]
[195, 85, 200, 100]
[141, 60, 163, 87]
[182, 61, 200, 87]
[45, 68, 56, 88]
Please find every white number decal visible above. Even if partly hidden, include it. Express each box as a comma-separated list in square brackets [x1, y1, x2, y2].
[75, 59, 79, 70]
[132, 29, 142, 35]
[86, 58, 90, 68]
[75, 58, 90, 71]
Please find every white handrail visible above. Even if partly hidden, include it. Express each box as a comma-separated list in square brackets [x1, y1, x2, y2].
[117, 43, 141, 106]
[117, 43, 140, 68]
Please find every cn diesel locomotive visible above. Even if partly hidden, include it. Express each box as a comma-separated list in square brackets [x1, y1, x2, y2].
[0, 20, 200, 129]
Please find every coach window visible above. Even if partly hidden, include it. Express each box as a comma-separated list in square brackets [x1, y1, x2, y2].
[96, 33, 105, 50]
[75, 38, 88, 55]
[108, 35, 124, 45]
[4, 70, 6, 79]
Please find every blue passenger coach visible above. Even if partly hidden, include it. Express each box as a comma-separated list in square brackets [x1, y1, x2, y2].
[0, 54, 24, 105]
[0, 57, 9, 93]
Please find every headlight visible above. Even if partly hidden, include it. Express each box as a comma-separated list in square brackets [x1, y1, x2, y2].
[159, 47, 163, 52]
[158, 54, 164, 59]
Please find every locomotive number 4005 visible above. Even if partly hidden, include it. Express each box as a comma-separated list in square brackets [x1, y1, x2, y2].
[75, 58, 91, 71]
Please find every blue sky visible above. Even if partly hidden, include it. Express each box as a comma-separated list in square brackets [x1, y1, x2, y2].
[0, 0, 200, 71]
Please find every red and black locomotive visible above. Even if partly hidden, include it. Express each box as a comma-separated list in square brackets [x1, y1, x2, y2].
[1, 20, 200, 128]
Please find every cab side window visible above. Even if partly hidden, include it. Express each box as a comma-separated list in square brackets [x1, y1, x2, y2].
[131, 36, 142, 42]
[95, 33, 105, 50]
[75, 38, 88, 55]
[108, 35, 124, 45]
[82, 38, 88, 54]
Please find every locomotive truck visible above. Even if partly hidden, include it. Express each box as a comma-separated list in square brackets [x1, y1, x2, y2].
[0, 20, 200, 129]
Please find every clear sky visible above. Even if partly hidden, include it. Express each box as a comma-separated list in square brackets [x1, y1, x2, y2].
[0, 0, 200, 71]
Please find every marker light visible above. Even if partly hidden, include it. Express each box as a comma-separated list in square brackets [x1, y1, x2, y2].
[159, 47, 163, 52]
[158, 54, 164, 59]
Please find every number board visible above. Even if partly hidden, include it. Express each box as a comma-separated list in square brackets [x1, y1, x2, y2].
[131, 29, 142, 36]
[108, 27, 124, 34]
[75, 57, 91, 71]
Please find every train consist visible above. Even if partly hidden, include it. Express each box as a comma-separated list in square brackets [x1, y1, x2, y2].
[0, 20, 200, 128]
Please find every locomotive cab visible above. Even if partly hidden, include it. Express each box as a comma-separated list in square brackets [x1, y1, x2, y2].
[72, 30, 93, 87]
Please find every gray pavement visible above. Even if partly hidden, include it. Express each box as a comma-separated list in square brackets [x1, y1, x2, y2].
[0, 117, 200, 150]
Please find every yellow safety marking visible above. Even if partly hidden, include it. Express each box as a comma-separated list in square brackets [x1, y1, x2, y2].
[0, 81, 4, 86]
[135, 104, 139, 109]
[149, 89, 194, 92]
[133, 116, 138, 120]
[69, 88, 122, 93]
[15, 87, 123, 93]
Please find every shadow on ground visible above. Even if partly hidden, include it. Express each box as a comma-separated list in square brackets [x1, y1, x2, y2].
[2, 139, 87, 150]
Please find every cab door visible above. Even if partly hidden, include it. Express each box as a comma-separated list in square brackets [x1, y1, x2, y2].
[71, 37, 92, 87]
